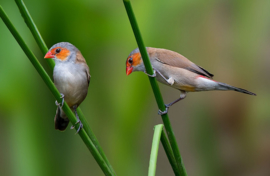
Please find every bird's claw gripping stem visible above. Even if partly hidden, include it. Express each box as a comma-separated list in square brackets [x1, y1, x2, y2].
[70, 105, 83, 134]
[144, 69, 156, 77]
[70, 120, 83, 134]
[158, 105, 169, 115]
[55, 93, 65, 108]
[145, 68, 175, 86]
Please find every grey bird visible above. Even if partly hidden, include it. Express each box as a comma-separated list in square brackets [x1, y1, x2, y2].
[45, 42, 90, 132]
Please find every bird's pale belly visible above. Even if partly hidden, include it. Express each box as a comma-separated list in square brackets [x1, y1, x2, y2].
[155, 69, 197, 92]
[54, 71, 88, 107]
[155, 67, 218, 92]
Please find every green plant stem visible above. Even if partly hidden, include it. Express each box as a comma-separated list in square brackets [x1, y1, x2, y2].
[0, 6, 113, 176]
[149, 125, 180, 176]
[160, 129, 180, 176]
[123, 0, 187, 175]
[14, 0, 53, 68]
[14, 0, 116, 175]
[148, 124, 163, 176]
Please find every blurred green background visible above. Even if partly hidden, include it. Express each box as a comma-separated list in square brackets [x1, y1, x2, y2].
[0, 0, 269, 176]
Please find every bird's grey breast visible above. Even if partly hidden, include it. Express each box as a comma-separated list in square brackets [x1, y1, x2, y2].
[53, 62, 88, 106]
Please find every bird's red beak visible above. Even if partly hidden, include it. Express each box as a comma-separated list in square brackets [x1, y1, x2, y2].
[44, 51, 55, 59]
[126, 66, 133, 76]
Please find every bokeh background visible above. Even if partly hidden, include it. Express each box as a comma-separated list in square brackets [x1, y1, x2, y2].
[0, 0, 270, 175]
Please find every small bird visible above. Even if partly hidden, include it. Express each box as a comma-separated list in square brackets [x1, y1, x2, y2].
[44, 42, 90, 132]
[126, 47, 256, 114]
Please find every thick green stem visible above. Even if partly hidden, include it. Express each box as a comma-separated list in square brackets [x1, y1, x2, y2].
[0, 6, 113, 176]
[123, 0, 187, 175]
[14, 0, 116, 175]
[160, 129, 180, 176]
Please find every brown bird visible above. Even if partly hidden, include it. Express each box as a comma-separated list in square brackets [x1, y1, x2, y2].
[44, 42, 90, 132]
[126, 47, 256, 114]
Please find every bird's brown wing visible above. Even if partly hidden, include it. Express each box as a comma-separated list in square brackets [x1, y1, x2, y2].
[85, 67, 91, 85]
[76, 51, 91, 85]
[76, 51, 87, 63]
[154, 49, 214, 78]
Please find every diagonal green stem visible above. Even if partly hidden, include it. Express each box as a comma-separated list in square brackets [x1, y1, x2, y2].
[14, 0, 116, 175]
[0, 6, 113, 176]
[14, 0, 53, 68]
[123, 0, 187, 175]
[160, 128, 180, 176]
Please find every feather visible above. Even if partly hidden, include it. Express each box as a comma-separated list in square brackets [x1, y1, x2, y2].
[151, 48, 214, 78]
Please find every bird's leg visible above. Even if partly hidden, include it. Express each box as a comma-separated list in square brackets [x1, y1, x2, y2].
[55, 93, 65, 108]
[166, 91, 186, 107]
[158, 91, 187, 115]
[155, 69, 175, 85]
[145, 68, 175, 86]
[70, 105, 83, 133]
[144, 69, 156, 77]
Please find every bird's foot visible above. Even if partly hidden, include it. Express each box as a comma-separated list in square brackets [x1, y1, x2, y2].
[144, 69, 156, 77]
[70, 120, 83, 134]
[158, 105, 169, 115]
[70, 105, 83, 133]
[55, 93, 65, 108]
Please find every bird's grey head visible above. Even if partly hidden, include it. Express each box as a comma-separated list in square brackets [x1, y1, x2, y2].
[126, 47, 152, 75]
[48, 42, 79, 63]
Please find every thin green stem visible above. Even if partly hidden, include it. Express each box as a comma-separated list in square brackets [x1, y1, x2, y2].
[0, 6, 113, 176]
[148, 124, 164, 176]
[123, 0, 187, 175]
[160, 129, 180, 176]
[14, 0, 53, 68]
[14, 0, 116, 175]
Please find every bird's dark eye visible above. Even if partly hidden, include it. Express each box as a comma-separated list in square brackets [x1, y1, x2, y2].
[55, 48, 61, 53]
[128, 57, 133, 64]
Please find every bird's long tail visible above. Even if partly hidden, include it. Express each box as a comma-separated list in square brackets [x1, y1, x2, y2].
[54, 107, 70, 131]
[217, 82, 256, 96]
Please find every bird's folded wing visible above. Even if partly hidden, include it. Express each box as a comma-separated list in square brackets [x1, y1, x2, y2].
[85, 67, 90, 85]
[76, 51, 91, 84]
[155, 50, 214, 78]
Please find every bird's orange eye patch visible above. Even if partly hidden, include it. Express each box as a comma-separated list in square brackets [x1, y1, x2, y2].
[130, 53, 142, 66]
[51, 47, 70, 61]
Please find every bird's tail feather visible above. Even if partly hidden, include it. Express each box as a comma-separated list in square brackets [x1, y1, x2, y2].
[217, 82, 256, 96]
[54, 107, 70, 131]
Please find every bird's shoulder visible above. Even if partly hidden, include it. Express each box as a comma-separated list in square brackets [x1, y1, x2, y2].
[75, 51, 87, 64]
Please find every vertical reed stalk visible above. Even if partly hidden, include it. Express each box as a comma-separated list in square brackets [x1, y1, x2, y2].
[148, 125, 164, 176]
[123, 0, 187, 175]
[160, 128, 180, 175]
[149, 124, 181, 176]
